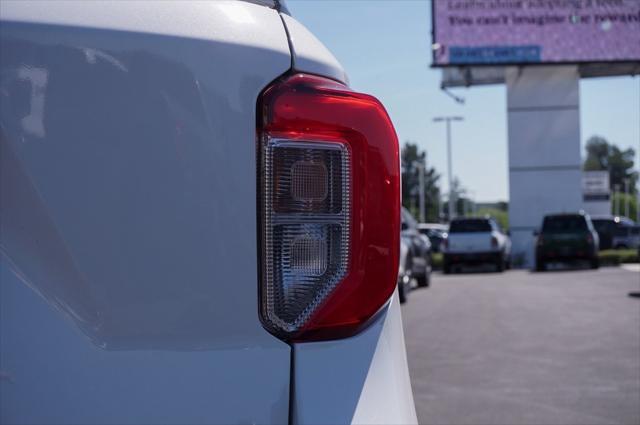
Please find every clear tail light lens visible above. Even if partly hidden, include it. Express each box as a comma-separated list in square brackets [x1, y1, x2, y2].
[258, 74, 400, 342]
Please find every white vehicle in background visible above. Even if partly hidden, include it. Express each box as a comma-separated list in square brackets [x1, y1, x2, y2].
[0, 1, 417, 424]
[442, 217, 511, 273]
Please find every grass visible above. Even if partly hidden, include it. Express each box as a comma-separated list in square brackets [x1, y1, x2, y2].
[598, 249, 640, 266]
[431, 253, 443, 270]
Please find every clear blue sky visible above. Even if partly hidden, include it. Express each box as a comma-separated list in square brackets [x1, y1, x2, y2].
[287, 0, 640, 203]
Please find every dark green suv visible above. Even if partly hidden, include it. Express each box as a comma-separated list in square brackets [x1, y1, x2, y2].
[535, 213, 600, 271]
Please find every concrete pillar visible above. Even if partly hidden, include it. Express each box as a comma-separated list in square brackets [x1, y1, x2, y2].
[506, 66, 583, 268]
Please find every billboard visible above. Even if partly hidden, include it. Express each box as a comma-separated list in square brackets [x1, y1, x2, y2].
[432, 0, 640, 66]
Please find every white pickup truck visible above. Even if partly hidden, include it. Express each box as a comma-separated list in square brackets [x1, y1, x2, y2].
[0, 1, 417, 423]
[442, 217, 511, 273]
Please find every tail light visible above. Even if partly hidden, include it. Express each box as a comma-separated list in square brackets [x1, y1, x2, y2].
[491, 236, 499, 249]
[537, 235, 544, 246]
[441, 237, 448, 251]
[586, 234, 594, 245]
[258, 74, 400, 342]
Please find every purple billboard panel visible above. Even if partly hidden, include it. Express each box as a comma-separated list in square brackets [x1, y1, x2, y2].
[432, 0, 640, 66]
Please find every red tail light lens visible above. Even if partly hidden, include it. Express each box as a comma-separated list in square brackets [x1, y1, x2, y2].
[491, 236, 499, 249]
[258, 74, 400, 342]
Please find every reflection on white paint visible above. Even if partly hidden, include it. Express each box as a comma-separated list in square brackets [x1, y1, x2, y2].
[18, 66, 48, 139]
[82, 47, 128, 72]
[218, 2, 255, 24]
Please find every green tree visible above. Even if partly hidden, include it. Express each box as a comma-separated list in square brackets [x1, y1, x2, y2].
[583, 136, 638, 194]
[610, 192, 638, 221]
[476, 208, 509, 230]
[441, 177, 473, 219]
[401, 142, 441, 222]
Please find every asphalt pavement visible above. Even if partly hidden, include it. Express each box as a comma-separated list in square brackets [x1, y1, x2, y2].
[402, 266, 640, 425]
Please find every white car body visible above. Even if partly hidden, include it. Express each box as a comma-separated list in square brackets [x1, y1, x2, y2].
[0, 1, 416, 424]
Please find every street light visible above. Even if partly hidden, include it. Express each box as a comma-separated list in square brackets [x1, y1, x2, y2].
[624, 178, 630, 219]
[433, 116, 464, 221]
[417, 162, 426, 223]
[468, 190, 477, 216]
[411, 160, 427, 223]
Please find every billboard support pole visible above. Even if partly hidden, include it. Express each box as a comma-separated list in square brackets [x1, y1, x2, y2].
[506, 66, 582, 268]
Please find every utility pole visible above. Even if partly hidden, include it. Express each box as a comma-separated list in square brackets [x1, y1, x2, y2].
[471, 191, 477, 216]
[418, 162, 426, 223]
[614, 184, 621, 216]
[624, 179, 630, 218]
[637, 188, 640, 223]
[433, 116, 464, 222]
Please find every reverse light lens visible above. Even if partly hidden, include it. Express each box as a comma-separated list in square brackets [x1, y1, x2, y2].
[263, 140, 350, 334]
[258, 74, 400, 341]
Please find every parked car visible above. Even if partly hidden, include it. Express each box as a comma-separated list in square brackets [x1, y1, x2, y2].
[611, 225, 640, 250]
[397, 236, 413, 304]
[402, 208, 433, 287]
[0, 2, 418, 424]
[442, 217, 511, 273]
[535, 212, 600, 271]
[591, 215, 636, 250]
[418, 223, 448, 253]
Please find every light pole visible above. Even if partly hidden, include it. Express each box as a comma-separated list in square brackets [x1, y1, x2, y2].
[433, 116, 464, 221]
[411, 160, 426, 223]
[468, 190, 476, 216]
[624, 178, 630, 218]
[418, 162, 426, 223]
[614, 184, 621, 216]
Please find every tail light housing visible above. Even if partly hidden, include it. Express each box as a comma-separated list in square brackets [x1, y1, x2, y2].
[258, 74, 400, 342]
[491, 235, 499, 249]
[441, 237, 448, 251]
[586, 234, 594, 245]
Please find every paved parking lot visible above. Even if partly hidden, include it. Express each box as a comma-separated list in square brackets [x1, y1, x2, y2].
[402, 267, 640, 425]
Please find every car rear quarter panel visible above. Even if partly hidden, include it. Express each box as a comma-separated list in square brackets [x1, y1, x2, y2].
[0, 1, 292, 423]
